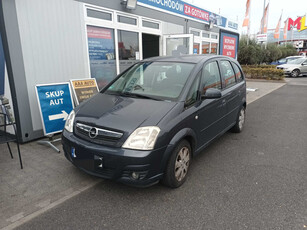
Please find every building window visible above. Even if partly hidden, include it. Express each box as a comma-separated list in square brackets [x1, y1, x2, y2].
[118, 30, 139, 73]
[202, 32, 210, 38]
[202, 42, 210, 54]
[211, 43, 218, 54]
[117, 15, 137, 25]
[142, 20, 159, 29]
[191, 30, 200, 37]
[211, 34, 218, 39]
[87, 25, 117, 89]
[87, 9, 112, 21]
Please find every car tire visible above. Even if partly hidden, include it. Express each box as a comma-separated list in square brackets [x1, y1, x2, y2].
[230, 106, 246, 133]
[291, 69, 300, 78]
[162, 140, 191, 188]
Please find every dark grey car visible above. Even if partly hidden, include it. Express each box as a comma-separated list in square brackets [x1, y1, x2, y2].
[62, 55, 246, 188]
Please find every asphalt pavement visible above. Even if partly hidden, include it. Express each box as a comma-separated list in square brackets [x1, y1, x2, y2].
[5, 78, 307, 229]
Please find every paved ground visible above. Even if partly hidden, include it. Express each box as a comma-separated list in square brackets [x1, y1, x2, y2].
[1, 78, 306, 229]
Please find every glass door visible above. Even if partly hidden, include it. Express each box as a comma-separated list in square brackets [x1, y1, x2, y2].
[163, 34, 193, 56]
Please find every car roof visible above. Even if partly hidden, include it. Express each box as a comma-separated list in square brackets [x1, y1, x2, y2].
[142, 54, 232, 64]
[286, 56, 303, 59]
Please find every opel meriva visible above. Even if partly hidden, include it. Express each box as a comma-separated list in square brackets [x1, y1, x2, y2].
[62, 55, 246, 188]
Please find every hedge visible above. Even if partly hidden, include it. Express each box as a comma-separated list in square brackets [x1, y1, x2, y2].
[242, 65, 284, 80]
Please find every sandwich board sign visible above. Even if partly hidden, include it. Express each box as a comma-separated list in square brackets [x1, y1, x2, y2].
[70, 78, 99, 105]
[35, 82, 74, 135]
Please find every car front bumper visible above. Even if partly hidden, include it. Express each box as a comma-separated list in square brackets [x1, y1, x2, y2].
[62, 130, 167, 187]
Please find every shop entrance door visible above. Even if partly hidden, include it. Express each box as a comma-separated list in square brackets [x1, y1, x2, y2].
[163, 34, 193, 56]
[142, 34, 160, 59]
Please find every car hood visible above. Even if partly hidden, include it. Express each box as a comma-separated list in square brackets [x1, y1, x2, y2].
[277, 64, 299, 68]
[75, 93, 177, 133]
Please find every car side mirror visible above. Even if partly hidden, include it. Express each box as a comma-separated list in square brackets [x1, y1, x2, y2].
[201, 88, 222, 99]
[302, 63, 307, 66]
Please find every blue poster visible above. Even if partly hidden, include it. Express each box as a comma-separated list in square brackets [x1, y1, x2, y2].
[36, 83, 74, 135]
[0, 34, 5, 96]
[87, 26, 117, 89]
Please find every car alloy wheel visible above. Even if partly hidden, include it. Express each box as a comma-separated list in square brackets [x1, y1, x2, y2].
[162, 140, 191, 188]
[291, 69, 300, 78]
[174, 146, 190, 182]
[238, 108, 245, 131]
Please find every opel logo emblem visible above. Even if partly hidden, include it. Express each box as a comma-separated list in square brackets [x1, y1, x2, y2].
[89, 127, 98, 138]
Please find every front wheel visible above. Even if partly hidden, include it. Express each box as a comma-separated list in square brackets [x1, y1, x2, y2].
[162, 140, 191, 188]
[291, 69, 300, 78]
[230, 107, 246, 133]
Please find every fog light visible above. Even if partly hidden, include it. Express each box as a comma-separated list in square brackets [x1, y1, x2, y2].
[131, 172, 140, 180]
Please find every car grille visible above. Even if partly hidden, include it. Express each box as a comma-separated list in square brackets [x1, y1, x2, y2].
[277, 67, 283, 70]
[74, 122, 124, 147]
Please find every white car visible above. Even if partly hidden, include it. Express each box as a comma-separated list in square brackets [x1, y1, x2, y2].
[276, 58, 307, 77]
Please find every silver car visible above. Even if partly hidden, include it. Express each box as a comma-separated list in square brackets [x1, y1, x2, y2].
[277, 58, 307, 77]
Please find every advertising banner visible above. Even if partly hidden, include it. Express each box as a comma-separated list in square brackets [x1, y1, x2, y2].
[87, 26, 117, 90]
[137, 0, 227, 28]
[70, 78, 99, 105]
[0, 34, 5, 96]
[219, 31, 239, 59]
[35, 83, 74, 135]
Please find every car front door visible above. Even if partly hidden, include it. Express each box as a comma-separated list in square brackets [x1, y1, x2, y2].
[301, 60, 307, 74]
[196, 60, 227, 149]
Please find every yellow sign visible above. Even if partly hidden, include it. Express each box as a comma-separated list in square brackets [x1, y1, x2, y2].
[70, 79, 99, 105]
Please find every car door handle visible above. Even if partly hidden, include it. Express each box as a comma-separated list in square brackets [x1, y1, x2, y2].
[222, 99, 227, 106]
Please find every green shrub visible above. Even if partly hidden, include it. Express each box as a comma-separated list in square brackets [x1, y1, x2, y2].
[242, 65, 284, 80]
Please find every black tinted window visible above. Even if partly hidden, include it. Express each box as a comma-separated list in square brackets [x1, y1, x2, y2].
[232, 63, 243, 82]
[220, 61, 236, 88]
[202, 61, 221, 93]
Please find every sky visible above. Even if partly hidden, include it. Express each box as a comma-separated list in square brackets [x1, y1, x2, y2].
[183, 0, 306, 34]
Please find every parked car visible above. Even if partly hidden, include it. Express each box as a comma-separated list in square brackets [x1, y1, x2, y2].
[62, 55, 247, 188]
[271, 56, 303, 65]
[276, 58, 307, 77]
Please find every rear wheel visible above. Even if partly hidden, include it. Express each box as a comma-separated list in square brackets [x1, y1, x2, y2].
[291, 69, 300, 78]
[162, 140, 191, 188]
[230, 107, 246, 133]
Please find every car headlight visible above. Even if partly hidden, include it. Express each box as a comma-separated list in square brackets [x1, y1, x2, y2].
[122, 126, 160, 150]
[64, 110, 75, 133]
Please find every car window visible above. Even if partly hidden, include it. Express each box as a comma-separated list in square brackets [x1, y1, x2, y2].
[202, 61, 221, 94]
[232, 63, 243, 82]
[185, 72, 201, 107]
[220, 60, 236, 88]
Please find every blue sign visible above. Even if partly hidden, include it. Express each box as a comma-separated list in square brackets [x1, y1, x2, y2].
[36, 83, 74, 135]
[0, 34, 5, 96]
[137, 0, 227, 28]
[219, 31, 239, 59]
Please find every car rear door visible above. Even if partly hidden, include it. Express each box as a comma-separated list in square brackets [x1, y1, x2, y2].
[218, 60, 242, 128]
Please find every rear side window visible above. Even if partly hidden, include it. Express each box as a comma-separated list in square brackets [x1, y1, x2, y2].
[232, 63, 243, 82]
[220, 60, 236, 88]
[202, 61, 222, 93]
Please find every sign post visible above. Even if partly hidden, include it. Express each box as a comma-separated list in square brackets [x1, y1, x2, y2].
[70, 78, 99, 105]
[35, 82, 74, 152]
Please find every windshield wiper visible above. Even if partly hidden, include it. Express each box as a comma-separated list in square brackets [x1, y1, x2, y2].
[120, 92, 162, 101]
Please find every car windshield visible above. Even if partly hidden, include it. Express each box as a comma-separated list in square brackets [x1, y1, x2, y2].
[104, 62, 195, 101]
[287, 58, 305, 64]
